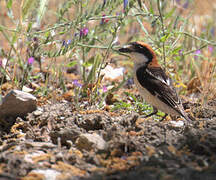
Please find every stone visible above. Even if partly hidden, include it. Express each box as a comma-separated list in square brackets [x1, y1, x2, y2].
[168, 120, 184, 130]
[22, 86, 33, 93]
[33, 108, 43, 116]
[50, 127, 81, 146]
[27, 169, 60, 180]
[0, 90, 37, 119]
[75, 133, 107, 151]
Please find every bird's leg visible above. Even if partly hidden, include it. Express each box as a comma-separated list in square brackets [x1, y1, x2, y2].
[140, 107, 158, 118]
[159, 113, 168, 122]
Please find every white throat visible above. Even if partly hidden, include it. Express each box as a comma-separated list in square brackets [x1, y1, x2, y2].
[131, 52, 149, 71]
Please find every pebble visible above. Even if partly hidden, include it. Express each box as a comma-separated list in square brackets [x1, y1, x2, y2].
[75, 133, 107, 151]
[0, 90, 37, 120]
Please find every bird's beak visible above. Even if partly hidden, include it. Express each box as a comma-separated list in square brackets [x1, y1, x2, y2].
[118, 44, 133, 53]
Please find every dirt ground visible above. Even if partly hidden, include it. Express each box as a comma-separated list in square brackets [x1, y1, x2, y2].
[1, 97, 216, 180]
[0, 0, 216, 179]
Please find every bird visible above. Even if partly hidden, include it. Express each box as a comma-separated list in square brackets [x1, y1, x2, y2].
[118, 41, 191, 122]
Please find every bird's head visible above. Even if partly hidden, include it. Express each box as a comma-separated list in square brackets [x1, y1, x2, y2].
[119, 41, 159, 68]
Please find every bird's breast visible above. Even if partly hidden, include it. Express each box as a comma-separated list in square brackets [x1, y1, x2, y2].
[133, 72, 180, 116]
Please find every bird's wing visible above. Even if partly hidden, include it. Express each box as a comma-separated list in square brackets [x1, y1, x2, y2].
[136, 66, 183, 113]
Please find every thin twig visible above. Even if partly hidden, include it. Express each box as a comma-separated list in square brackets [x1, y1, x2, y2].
[157, 0, 166, 69]
[77, 43, 114, 49]
[176, 31, 216, 46]
[183, 44, 208, 56]
[30, 13, 158, 35]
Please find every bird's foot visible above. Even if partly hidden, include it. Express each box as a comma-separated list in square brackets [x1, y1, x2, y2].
[140, 111, 168, 122]
[140, 107, 158, 119]
[159, 113, 168, 122]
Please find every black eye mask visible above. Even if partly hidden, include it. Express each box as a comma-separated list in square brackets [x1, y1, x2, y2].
[129, 42, 153, 61]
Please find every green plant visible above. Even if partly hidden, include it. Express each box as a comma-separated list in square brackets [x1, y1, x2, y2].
[0, 0, 215, 110]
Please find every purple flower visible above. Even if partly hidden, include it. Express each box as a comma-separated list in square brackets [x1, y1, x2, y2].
[73, 80, 82, 88]
[183, 0, 189, 8]
[33, 37, 38, 42]
[0, 59, 2, 67]
[82, 28, 88, 35]
[121, 156, 127, 160]
[179, 49, 183, 56]
[80, 28, 89, 37]
[101, 14, 106, 25]
[62, 40, 66, 46]
[62, 39, 72, 47]
[102, 0, 106, 7]
[123, 0, 128, 10]
[101, 14, 109, 25]
[126, 78, 134, 86]
[208, 46, 213, 54]
[194, 50, 201, 60]
[195, 50, 201, 54]
[74, 32, 79, 37]
[176, 0, 181, 4]
[103, 85, 108, 92]
[28, 57, 34, 65]
[67, 39, 71, 45]
[202, 28, 206, 33]
[210, 27, 215, 36]
[116, 12, 121, 16]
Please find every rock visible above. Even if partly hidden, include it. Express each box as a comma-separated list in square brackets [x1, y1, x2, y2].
[0, 173, 18, 180]
[22, 86, 33, 93]
[75, 114, 104, 131]
[101, 65, 125, 81]
[75, 133, 107, 151]
[24, 151, 46, 164]
[33, 108, 43, 116]
[0, 90, 37, 119]
[50, 127, 81, 146]
[168, 120, 184, 130]
[26, 169, 60, 180]
[24, 141, 56, 149]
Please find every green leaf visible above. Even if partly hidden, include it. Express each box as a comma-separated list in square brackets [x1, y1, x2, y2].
[44, 31, 50, 38]
[37, 0, 49, 26]
[172, 46, 182, 55]
[22, 0, 37, 20]
[11, 32, 17, 44]
[82, 56, 95, 67]
[66, 61, 77, 68]
[136, 16, 150, 37]
[174, 56, 181, 61]
[160, 33, 170, 42]
[86, 54, 101, 83]
[7, 0, 13, 9]
[149, 1, 154, 14]
[86, 39, 95, 53]
[124, 92, 137, 102]
[59, 31, 66, 35]
[164, 8, 175, 19]
[27, 22, 33, 32]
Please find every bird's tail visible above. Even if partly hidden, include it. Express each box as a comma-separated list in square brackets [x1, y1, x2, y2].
[180, 111, 192, 122]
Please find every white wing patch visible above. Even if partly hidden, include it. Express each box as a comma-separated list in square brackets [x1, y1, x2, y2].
[146, 68, 171, 86]
[166, 78, 172, 86]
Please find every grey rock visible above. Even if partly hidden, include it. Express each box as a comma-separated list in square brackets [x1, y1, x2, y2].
[30, 169, 60, 180]
[33, 108, 43, 116]
[50, 127, 81, 146]
[0, 90, 37, 119]
[75, 133, 107, 151]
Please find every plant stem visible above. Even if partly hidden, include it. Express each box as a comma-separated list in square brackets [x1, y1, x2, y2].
[176, 31, 216, 46]
[183, 44, 208, 56]
[157, 0, 166, 70]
